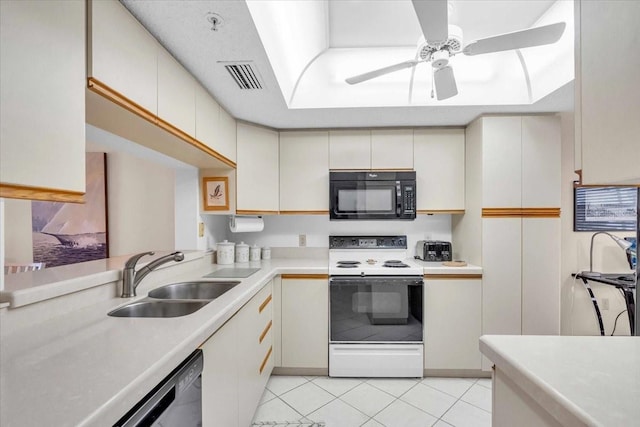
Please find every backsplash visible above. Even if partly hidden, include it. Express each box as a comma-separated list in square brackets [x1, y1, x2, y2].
[202, 214, 452, 259]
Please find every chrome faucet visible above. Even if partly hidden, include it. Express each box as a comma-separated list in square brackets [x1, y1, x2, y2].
[121, 251, 185, 297]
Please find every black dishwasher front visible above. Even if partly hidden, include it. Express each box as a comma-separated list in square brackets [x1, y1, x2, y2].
[114, 349, 203, 427]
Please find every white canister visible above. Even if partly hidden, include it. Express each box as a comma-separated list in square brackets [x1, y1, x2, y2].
[217, 240, 235, 265]
[249, 244, 261, 261]
[261, 246, 271, 260]
[235, 241, 249, 263]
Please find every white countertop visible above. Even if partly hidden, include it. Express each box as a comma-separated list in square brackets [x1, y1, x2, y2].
[480, 335, 640, 427]
[0, 256, 482, 427]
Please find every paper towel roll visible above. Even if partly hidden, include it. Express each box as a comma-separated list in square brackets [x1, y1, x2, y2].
[229, 216, 264, 233]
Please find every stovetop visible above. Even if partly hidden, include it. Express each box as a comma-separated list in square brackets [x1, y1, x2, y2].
[329, 235, 423, 276]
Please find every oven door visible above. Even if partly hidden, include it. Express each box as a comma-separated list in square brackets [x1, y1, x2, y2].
[329, 276, 423, 343]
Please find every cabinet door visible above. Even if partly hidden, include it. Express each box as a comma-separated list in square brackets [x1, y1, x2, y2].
[522, 218, 560, 335]
[329, 130, 371, 169]
[414, 129, 465, 212]
[89, 0, 157, 114]
[482, 218, 522, 336]
[481, 117, 522, 208]
[200, 315, 239, 427]
[236, 123, 279, 213]
[281, 278, 328, 368]
[521, 116, 561, 208]
[237, 281, 273, 427]
[218, 107, 237, 163]
[158, 49, 196, 137]
[280, 131, 329, 213]
[578, 1, 640, 185]
[0, 0, 85, 196]
[371, 129, 414, 169]
[424, 278, 482, 370]
[195, 83, 220, 150]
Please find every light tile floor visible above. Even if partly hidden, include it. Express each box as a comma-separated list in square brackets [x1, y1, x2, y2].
[252, 376, 492, 427]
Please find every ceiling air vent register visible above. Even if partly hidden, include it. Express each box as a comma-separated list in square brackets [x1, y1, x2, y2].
[223, 62, 263, 90]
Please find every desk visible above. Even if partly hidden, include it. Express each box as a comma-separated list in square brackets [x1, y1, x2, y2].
[574, 273, 636, 335]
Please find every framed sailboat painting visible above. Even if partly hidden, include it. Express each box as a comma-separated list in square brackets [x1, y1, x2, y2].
[31, 153, 108, 268]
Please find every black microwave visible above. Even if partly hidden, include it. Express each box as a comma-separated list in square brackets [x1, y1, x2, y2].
[330, 171, 416, 220]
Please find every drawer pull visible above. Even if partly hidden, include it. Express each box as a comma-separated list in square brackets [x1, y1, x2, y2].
[259, 346, 273, 374]
[259, 294, 272, 313]
[259, 320, 272, 344]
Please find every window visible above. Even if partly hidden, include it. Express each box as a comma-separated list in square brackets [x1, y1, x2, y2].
[574, 186, 638, 231]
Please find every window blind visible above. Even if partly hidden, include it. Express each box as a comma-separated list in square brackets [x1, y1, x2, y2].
[574, 186, 638, 231]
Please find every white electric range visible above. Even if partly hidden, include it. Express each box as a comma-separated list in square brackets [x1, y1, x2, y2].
[328, 235, 424, 378]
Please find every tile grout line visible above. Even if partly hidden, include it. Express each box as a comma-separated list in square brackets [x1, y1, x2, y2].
[435, 378, 492, 425]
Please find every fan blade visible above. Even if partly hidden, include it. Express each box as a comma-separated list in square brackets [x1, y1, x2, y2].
[345, 60, 419, 85]
[434, 66, 458, 100]
[463, 22, 566, 56]
[412, 0, 449, 45]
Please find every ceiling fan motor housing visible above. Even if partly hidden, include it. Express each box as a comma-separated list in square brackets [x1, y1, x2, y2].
[419, 24, 463, 63]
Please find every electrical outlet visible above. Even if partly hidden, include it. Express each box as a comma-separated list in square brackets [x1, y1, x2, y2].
[299, 234, 307, 247]
[602, 298, 610, 311]
[198, 222, 205, 237]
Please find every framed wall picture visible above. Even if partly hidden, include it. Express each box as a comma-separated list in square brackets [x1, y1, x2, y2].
[574, 185, 638, 231]
[202, 176, 229, 211]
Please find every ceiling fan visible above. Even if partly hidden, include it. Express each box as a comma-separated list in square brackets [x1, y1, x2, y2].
[345, 0, 566, 100]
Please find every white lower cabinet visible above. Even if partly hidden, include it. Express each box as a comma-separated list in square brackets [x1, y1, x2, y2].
[281, 277, 329, 369]
[424, 277, 482, 370]
[200, 280, 273, 427]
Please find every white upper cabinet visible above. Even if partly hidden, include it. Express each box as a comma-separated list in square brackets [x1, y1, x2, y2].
[195, 82, 236, 164]
[218, 107, 238, 163]
[521, 116, 561, 207]
[329, 130, 371, 170]
[157, 49, 196, 137]
[0, 0, 85, 199]
[89, 0, 157, 115]
[236, 123, 279, 213]
[576, 0, 640, 185]
[413, 129, 465, 212]
[371, 129, 414, 169]
[280, 131, 329, 213]
[481, 117, 522, 208]
[195, 83, 220, 149]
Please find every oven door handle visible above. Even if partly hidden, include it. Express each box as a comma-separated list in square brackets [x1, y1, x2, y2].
[330, 277, 423, 287]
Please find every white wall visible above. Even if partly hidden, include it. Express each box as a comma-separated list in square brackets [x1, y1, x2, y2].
[203, 214, 453, 258]
[559, 113, 635, 336]
[2, 198, 33, 264]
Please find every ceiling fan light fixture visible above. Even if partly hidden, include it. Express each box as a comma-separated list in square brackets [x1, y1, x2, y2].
[431, 50, 450, 69]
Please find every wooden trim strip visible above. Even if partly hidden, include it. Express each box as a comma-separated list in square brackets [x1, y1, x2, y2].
[87, 78, 236, 169]
[279, 210, 329, 215]
[258, 294, 272, 313]
[259, 320, 272, 344]
[281, 274, 330, 280]
[424, 274, 483, 280]
[417, 209, 465, 215]
[88, 77, 157, 125]
[259, 346, 273, 374]
[236, 210, 279, 215]
[482, 207, 560, 218]
[0, 183, 85, 203]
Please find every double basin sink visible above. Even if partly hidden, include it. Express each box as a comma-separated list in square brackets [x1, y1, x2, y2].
[108, 281, 240, 318]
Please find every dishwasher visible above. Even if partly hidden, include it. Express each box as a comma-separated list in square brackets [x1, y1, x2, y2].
[114, 349, 203, 427]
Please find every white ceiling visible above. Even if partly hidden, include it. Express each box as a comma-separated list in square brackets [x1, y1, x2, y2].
[121, 0, 574, 129]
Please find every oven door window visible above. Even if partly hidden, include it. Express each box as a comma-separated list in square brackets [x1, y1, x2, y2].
[330, 277, 423, 343]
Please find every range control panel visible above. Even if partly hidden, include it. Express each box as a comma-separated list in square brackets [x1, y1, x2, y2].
[329, 235, 407, 250]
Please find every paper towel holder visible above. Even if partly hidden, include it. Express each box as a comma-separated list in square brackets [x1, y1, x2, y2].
[229, 215, 264, 233]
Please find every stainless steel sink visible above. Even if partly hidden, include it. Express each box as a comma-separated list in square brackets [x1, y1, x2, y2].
[108, 300, 210, 318]
[148, 281, 241, 300]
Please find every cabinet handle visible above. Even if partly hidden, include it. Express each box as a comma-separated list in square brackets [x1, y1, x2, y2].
[259, 346, 273, 374]
[259, 320, 272, 344]
[259, 294, 272, 313]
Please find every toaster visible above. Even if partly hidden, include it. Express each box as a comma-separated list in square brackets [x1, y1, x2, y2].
[416, 240, 452, 262]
